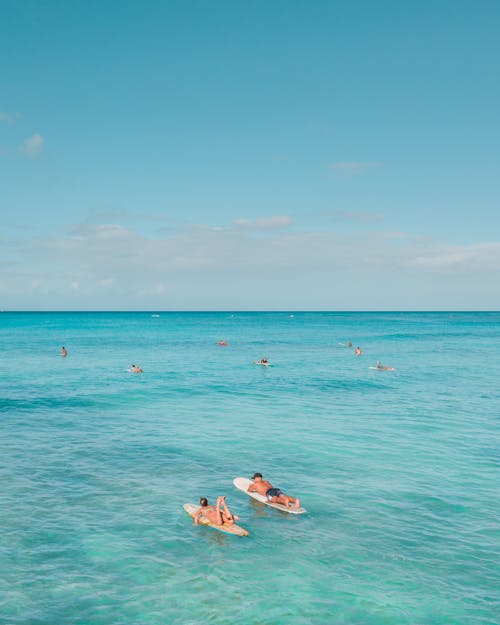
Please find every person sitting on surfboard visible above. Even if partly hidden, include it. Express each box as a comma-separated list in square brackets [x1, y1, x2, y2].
[355, 346, 362, 356]
[376, 361, 394, 371]
[194, 496, 239, 526]
[248, 473, 300, 510]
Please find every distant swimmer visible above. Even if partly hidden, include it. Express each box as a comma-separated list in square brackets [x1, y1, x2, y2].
[355, 346, 362, 356]
[218, 340, 229, 347]
[375, 361, 395, 371]
[248, 472, 300, 510]
[61, 346, 67, 357]
[253, 357, 271, 366]
[347, 340, 352, 348]
[194, 496, 239, 526]
[130, 364, 143, 373]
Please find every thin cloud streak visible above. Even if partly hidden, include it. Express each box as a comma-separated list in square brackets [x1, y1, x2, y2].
[21, 133, 44, 158]
[233, 216, 293, 230]
[412, 242, 500, 269]
[0, 111, 22, 123]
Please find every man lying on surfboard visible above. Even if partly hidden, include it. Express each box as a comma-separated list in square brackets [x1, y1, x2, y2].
[194, 496, 239, 526]
[248, 473, 301, 510]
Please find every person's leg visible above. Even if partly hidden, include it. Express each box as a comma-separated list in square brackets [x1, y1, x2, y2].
[219, 496, 239, 523]
[213, 497, 224, 525]
[277, 493, 300, 509]
[287, 494, 301, 509]
[276, 494, 291, 507]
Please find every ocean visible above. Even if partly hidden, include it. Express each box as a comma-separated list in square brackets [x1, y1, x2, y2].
[1, 311, 498, 624]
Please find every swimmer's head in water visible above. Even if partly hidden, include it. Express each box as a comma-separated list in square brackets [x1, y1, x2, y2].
[199, 497, 208, 507]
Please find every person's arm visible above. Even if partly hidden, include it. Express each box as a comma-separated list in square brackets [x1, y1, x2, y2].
[193, 508, 202, 525]
[247, 482, 257, 492]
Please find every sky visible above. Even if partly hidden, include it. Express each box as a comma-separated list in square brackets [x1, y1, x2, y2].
[1, 0, 499, 310]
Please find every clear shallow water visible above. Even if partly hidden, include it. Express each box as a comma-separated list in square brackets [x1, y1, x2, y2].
[1, 311, 499, 625]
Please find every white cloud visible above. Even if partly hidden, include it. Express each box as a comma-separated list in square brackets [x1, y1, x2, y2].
[1, 220, 500, 310]
[174, 255, 209, 269]
[412, 243, 500, 269]
[233, 215, 293, 230]
[94, 224, 129, 238]
[0, 112, 22, 123]
[22, 133, 44, 158]
[330, 162, 380, 174]
[136, 282, 166, 297]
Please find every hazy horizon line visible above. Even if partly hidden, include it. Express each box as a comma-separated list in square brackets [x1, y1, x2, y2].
[2, 310, 499, 314]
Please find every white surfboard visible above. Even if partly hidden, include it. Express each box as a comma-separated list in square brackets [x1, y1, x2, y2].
[183, 503, 249, 536]
[233, 477, 306, 514]
[253, 362, 274, 367]
[369, 366, 396, 371]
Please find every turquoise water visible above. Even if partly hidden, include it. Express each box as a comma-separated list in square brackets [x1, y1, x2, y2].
[1, 312, 499, 625]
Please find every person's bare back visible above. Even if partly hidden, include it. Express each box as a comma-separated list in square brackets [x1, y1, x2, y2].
[250, 478, 273, 496]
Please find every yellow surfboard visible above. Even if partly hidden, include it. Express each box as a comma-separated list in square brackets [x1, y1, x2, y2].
[183, 503, 249, 537]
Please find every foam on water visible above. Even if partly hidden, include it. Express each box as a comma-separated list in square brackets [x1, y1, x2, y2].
[1, 312, 499, 624]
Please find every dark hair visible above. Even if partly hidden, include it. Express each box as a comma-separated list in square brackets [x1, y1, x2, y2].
[199, 497, 208, 507]
[252, 472, 263, 479]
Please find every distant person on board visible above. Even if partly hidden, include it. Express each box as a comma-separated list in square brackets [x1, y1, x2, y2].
[130, 364, 143, 373]
[253, 357, 271, 365]
[248, 472, 300, 510]
[355, 346, 362, 356]
[376, 361, 394, 371]
[61, 346, 67, 357]
[194, 496, 239, 526]
[347, 340, 352, 348]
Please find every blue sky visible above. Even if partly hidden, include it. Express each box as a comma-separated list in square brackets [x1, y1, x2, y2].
[1, 0, 499, 310]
